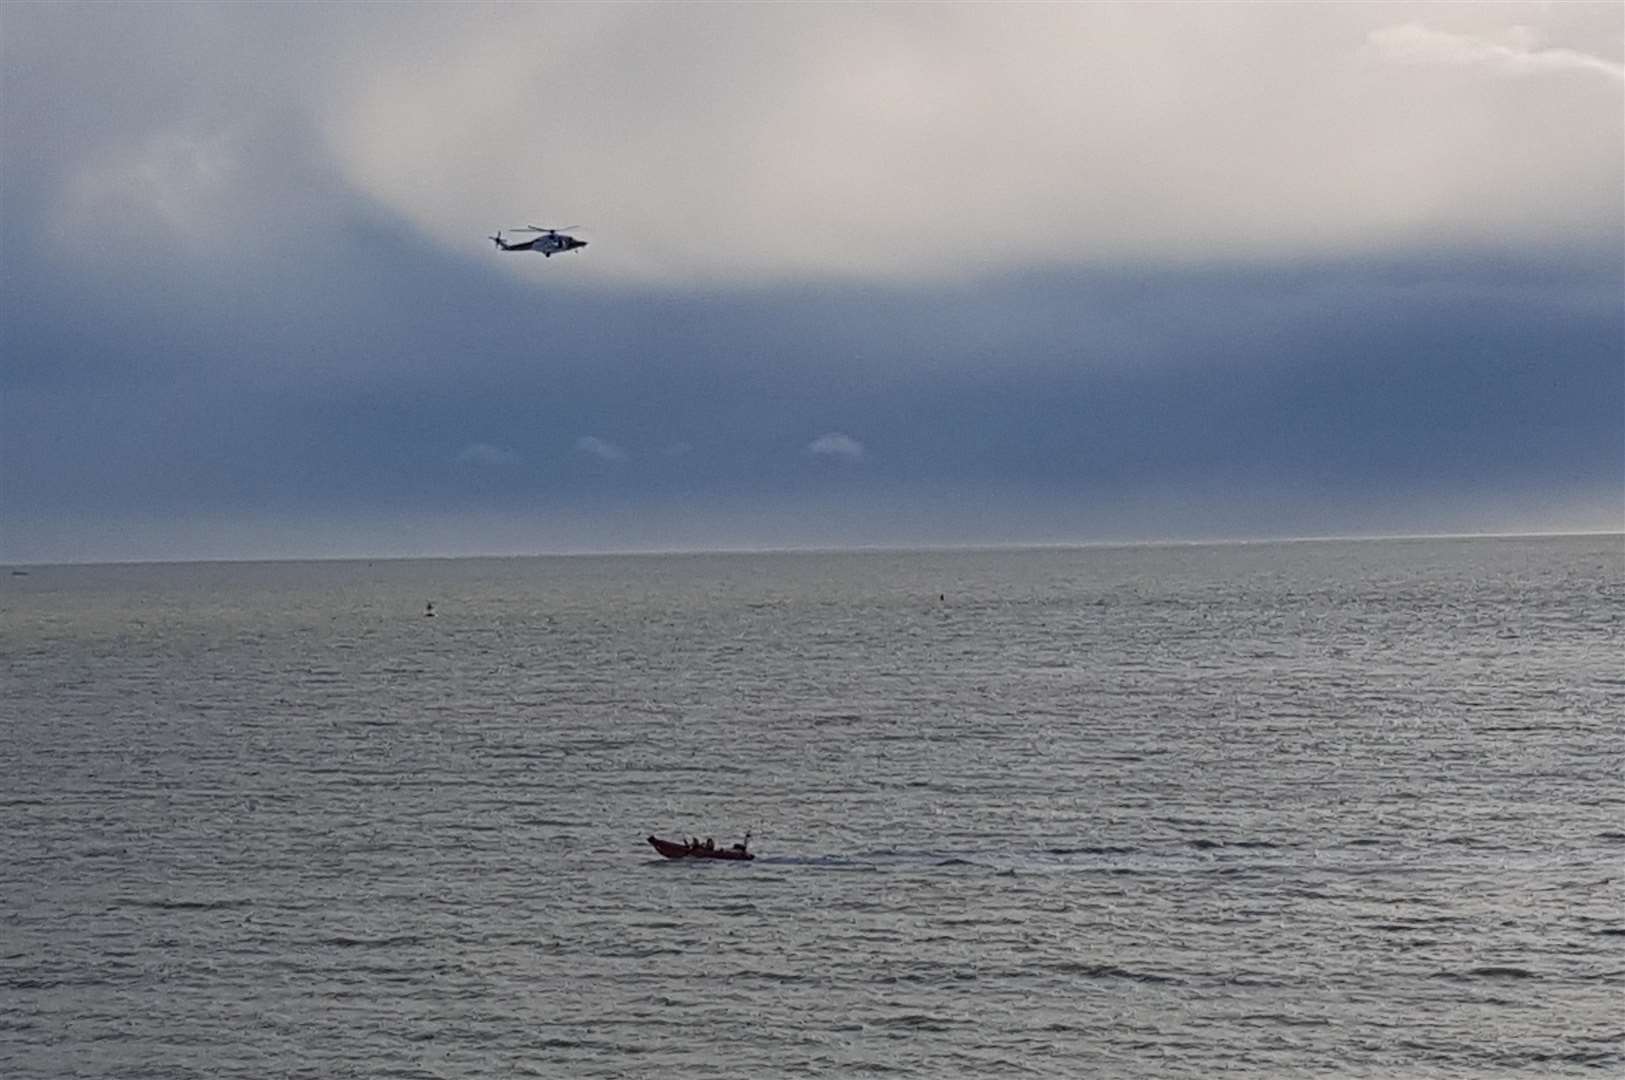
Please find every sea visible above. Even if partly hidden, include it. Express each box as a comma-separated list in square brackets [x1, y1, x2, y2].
[2, 534, 1622, 1078]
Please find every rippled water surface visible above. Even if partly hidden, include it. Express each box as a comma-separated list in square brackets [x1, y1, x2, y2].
[3, 536, 1623, 1077]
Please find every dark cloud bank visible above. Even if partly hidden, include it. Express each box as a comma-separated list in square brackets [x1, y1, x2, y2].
[4, 217, 1619, 560]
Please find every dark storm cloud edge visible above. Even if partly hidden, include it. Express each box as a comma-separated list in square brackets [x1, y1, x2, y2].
[3, 246, 1620, 561]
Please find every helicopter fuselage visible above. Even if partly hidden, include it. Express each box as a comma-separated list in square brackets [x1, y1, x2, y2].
[492, 232, 587, 257]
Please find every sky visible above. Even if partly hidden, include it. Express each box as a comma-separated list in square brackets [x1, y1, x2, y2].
[2, 2, 1621, 562]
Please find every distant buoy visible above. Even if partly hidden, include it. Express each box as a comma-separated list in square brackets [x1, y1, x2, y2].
[425, 602, 436, 618]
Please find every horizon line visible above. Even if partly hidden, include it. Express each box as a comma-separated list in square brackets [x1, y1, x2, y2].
[4, 528, 1619, 570]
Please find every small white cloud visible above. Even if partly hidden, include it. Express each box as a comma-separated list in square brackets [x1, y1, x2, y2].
[806, 432, 865, 462]
[575, 435, 627, 461]
[455, 442, 522, 466]
[1367, 23, 1625, 82]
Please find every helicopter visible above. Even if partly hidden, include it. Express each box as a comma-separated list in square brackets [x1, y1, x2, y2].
[488, 225, 587, 257]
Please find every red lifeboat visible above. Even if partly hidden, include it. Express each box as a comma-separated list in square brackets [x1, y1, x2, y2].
[646, 834, 754, 860]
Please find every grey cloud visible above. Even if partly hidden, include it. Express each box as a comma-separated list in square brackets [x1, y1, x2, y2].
[807, 433, 865, 463]
[322, 4, 1622, 284]
[575, 436, 627, 462]
[19, 4, 1611, 290]
[1367, 22, 1625, 80]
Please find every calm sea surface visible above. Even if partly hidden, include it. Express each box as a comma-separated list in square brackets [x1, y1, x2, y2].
[2, 536, 1622, 1078]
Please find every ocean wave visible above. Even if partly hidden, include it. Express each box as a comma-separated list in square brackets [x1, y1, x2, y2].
[1046, 961, 1183, 984]
[118, 896, 253, 911]
[315, 934, 425, 949]
[1437, 965, 1541, 981]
